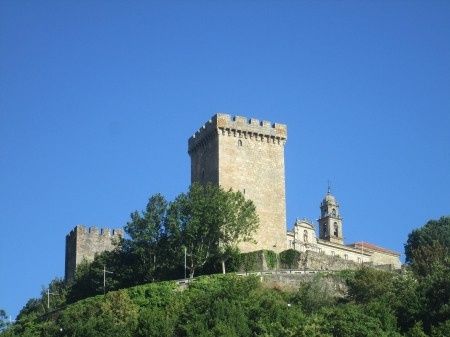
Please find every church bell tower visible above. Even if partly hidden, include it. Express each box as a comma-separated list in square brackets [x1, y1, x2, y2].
[318, 187, 344, 245]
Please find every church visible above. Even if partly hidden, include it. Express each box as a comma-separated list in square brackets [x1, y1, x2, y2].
[287, 187, 401, 269]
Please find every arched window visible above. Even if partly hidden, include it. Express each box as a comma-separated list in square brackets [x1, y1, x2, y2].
[333, 222, 339, 237]
[332, 208, 336, 216]
[303, 230, 308, 243]
[323, 223, 328, 236]
[238, 139, 243, 147]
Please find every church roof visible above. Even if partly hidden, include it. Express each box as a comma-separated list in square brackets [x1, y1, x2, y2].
[348, 242, 400, 256]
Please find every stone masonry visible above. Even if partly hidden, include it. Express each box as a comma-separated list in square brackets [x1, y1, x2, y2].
[64, 112, 401, 276]
[189, 114, 288, 253]
[65, 225, 123, 282]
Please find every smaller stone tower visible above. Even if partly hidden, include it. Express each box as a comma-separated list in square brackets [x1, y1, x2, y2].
[318, 188, 344, 245]
[65, 225, 123, 282]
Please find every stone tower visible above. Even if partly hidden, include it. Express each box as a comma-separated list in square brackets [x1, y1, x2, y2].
[188, 113, 288, 252]
[65, 225, 123, 282]
[318, 188, 344, 245]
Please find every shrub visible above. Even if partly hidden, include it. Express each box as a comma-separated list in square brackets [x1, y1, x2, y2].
[279, 249, 301, 269]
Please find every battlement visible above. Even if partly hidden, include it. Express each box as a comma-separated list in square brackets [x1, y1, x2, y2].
[188, 113, 287, 153]
[66, 225, 123, 240]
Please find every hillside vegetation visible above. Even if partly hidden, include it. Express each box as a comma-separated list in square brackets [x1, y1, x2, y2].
[1, 182, 449, 337]
[2, 262, 450, 337]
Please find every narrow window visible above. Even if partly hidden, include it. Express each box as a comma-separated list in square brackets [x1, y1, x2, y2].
[333, 222, 339, 237]
[331, 251, 335, 256]
[201, 169, 205, 180]
[303, 230, 308, 243]
[238, 139, 243, 146]
[332, 208, 336, 216]
[344, 254, 348, 260]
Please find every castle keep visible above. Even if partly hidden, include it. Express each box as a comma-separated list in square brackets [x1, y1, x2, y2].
[189, 114, 288, 252]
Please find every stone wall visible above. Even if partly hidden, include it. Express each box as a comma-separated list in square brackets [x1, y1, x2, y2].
[65, 225, 123, 282]
[260, 273, 348, 297]
[298, 250, 362, 271]
[370, 250, 402, 269]
[233, 249, 401, 273]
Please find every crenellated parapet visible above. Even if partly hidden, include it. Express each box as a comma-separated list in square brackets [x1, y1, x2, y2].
[188, 113, 287, 154]
[66, 225, 124, 240]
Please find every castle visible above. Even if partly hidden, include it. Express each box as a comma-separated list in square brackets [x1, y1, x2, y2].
[65, 113, 400, 281]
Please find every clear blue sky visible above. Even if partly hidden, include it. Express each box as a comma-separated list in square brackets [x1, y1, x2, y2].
[1, 1, 449, 318]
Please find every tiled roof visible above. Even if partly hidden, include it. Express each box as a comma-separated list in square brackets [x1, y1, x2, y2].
[349, 241, 399, 256]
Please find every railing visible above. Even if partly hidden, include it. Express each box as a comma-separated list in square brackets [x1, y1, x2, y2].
[174, 269, 335, 285]
[235, 269, 336, 277]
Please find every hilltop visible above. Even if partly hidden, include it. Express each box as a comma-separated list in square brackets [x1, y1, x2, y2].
[2, 265, 449, 337]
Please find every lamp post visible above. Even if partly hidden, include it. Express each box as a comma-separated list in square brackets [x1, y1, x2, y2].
[360, 242, 364, 264]
[47, 288, 56, 309]
[103, 266, 113, 295]
[184, 246, 187, 279]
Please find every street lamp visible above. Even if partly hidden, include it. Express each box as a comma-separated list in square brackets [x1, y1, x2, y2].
[184, 246, 187, 279]
[103, 266, 113, 295]
[46, 288, 56, 309]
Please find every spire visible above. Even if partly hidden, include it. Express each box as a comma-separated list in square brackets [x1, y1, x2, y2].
[327, 180, 331, 195]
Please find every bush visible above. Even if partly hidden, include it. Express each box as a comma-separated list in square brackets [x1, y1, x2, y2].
[279, 249, 301, 269]
[346, 267, 395, 303]
[292, 274, 337, 313]
[264, 250, 278, 270]
[228, 250, 278, 272]
[57, 290, 139, 337]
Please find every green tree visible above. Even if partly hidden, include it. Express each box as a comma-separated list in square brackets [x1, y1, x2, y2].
[16, 298, 44, 322]
[41, 278, 68, 311]
[166, 183, 258, 278]
[293, 274, 337, 313]
[215, 188, 258, 274]
[58, 290, 139, 337]
[67, 251, 122, 303]
[122, 194, 168, 284]
[347, 267, 395, 303]
[405, 216, 450, 277]
[0, 309, 10, 332]
[391, 271, 424, 333]
[420, 258, 450, 332]
[166, 183, 223, 278]
[320, 303, 399, 337]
